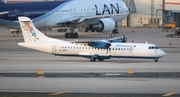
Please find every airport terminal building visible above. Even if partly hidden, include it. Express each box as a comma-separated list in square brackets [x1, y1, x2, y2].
[123, 0, 180, 27]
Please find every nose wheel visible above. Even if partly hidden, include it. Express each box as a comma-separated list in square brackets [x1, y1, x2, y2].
[154, 58, 158, 62]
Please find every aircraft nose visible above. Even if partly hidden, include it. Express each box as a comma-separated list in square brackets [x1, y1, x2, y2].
[160, 50, 166, 57]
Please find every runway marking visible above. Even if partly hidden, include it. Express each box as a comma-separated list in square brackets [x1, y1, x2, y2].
[126, 68, 134, 74]
[163, 91, 177, 96]
[37, 70, 44, 75]
[37, 76, 45, 78]
[49, 90, 73, 95]
[104, 73, 121, 76]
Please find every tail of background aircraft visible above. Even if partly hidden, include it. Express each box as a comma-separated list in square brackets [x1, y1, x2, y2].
[0, 0, 5, 5]
[18, 17, 58, 42]
[122, 0, 137, 14]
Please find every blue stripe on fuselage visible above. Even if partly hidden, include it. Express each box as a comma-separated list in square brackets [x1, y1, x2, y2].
[0, 0, 69, 21]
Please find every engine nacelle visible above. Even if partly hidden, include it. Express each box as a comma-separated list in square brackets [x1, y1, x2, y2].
[88, 41, 110, 49]
[90, 18, 115, 32]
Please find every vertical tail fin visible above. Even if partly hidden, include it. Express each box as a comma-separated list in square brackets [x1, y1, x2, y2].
[122, 0, 137, 14]
[0, 0, 5, 5]
[18, 17, 57, 42]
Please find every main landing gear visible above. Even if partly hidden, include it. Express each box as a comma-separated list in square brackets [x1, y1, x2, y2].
[90, 54, 105, 62]
[65, 32, 78, 38]
[90, 57, 104, 62]
[64, 24, 78, 38]
[112, 29, 119, 33]
[154, 58, 159, 62]
[11, 29, 20, 37]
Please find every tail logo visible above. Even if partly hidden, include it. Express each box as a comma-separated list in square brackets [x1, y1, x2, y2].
[23, 22, 37, 41]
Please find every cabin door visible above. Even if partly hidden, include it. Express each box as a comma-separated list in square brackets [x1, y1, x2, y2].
[52, 45, 56, 54]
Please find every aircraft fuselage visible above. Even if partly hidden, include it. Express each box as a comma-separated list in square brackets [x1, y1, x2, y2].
[0, 0, 129, 29]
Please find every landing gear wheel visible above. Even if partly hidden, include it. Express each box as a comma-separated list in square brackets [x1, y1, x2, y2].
[84, 28, 89, 32]
[154, 58, 158, 62]
[98, 58, 104, 61]
[65, 32, 79, 38]
[70, 33, 74, 38]
[90, 57, 96, 62]
[74, 33, 78, 38]
[65, 33, 69, 38]
[112, 29, 119, 33]
[176, 31, 180, 34]
[91, 29, 95, 32]
[16, 31, 19, 36]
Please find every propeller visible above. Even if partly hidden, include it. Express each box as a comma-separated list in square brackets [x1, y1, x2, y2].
[105, 38, 111, 54]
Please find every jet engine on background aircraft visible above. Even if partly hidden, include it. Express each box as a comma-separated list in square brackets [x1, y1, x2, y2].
[90, 18, 115, 32]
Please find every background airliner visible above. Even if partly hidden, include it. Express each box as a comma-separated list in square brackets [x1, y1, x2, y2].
[18, 17, 166, 62]
[0, 0, 129, 38]
[0, 0, 131, 38]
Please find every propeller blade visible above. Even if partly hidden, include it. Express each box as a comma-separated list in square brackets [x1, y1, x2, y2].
[106, 48, 108, 54]
[106, 43, 111, 54]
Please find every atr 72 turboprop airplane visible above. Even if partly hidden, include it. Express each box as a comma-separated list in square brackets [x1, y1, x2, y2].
[18, 17, 166, 62]
[0, 0, 132, 38]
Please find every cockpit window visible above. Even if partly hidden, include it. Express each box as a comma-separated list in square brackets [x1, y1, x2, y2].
[148, 46, 159, 49]
[154, 46, 158, 49]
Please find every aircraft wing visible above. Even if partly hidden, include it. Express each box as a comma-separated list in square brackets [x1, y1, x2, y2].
[71, 37, 124, 49]
[0, 11, 9, 15]
[71, 37, 124, 44]
[71, 39, 109, 49]
[76, 13, 129, 23]
[58, 13, 129, 24]
[71, 40, 98, 45]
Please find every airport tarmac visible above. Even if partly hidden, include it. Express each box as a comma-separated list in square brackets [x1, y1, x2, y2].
[0, 27, 180, 96]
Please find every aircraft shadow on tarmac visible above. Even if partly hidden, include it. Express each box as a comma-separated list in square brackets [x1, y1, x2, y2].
[31, 58, 152, 63]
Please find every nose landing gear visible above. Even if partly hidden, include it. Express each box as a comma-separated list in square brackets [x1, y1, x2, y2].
[154, 58, 159, 62]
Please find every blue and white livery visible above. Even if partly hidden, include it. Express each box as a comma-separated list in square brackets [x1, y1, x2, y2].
[0, 0, 131, 38]
[18, 17, 166, 62]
